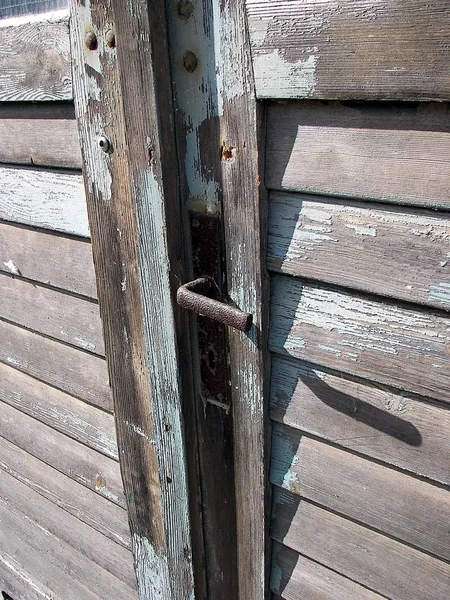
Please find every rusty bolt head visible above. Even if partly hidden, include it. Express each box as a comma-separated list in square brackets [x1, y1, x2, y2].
[183, 51, 198, 73]
[85, 30, 98, 51]
[177, 0, 194, 21]
[105, 29, 116, 48]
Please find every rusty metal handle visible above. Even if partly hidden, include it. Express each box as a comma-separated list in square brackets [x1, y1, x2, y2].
[176, 277, 252, 332]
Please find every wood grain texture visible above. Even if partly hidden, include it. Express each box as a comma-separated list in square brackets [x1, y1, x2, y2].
[0, 466, 136, 592]
[271, 542, 384, 600]
[271, 355, 450, 486]
[270, 275, 450, 404]
[0, 400, 125, 507]
[0, 222, 97, 297]
[0, 362, 117, 459]
[0, 18, 72, 101]
[271, 488, 450, 600]
[0, 469, 135, 600]
[214, 2, 271, 598]
[268, 192, 450, 310]
[1, 274, 105, 355]
[70, 1, 195, 597]
[0, 165, 88, 236]
[246, 1, 450, 100]
[0, 320, 112, 411]
[266, 101, 450, 209]
[271, 423, 450, 560]
[0, 434, 130, 549]
[0, 117, 81, 168]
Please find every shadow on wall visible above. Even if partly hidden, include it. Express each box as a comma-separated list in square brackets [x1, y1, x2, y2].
[264, 101, 427, 594]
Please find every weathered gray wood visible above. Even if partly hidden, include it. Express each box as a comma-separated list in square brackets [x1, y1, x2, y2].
[0, 117, 81, 168]
[0, 434, 130, 549]
[268, 192, 450, 310]
[1, 558, 52, 600]
[271, 423, 450, 560]
[0, 469, 135, 600]
[271, 542, 384, 600]
[0, 320, 111, 411]
[0, 222, 97, 297]
[166, 2, 240, 594]
[0, 362, 117, 459]
[1, 274, 105, 355]
[247, 1, 450, 100]
[266, 101, 450, 209]
[0, 400, 125, 507]
[270, 275, 450, 404]
[271, 488, 450, 600]
[0, 467, 136, 592]
[0, 17, 72, 101]
[271, 355, 450, 486]
[0, 165, 88, 236]
[213, 2, 271, 598]
[70, 1, 195, 597]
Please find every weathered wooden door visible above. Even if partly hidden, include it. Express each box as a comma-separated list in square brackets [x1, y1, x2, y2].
[70, 1, 450, 600]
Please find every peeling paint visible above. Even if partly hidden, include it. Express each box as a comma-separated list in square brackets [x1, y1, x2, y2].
[74, 337, 96, 352]
[271, 430, 299, 491]
[254, 51, 317, 98]
[125, 420, 156, 445]
[428, 283, 450, 306]
[3, 259, 21, 275]
[133, 534, 172, 599]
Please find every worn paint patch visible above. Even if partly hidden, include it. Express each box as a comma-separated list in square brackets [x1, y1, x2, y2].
[95, 476, 120, 504]
[133, 534, 172, 599]
[74, 337, 96, 352]
[254, 51, 317, 98]
[428, 283, 450, 306]
[125, 420, 155, 445]
[270, 430, 299, 491]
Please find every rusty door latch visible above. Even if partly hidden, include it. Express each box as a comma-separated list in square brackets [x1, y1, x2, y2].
[177, 277, 252, 332]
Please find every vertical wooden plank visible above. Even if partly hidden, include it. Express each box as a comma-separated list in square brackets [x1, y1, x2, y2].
[217, 2, 270, 598]
[165, 1, 239, 597]
[70, 1, 195, 598]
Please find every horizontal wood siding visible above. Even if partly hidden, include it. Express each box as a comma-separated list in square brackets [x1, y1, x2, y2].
[0, 468, 135, 600]
[271, 423, 450, 560]
[266, 101, 450, 209]
[0, 223, 97, 297]
[0, 363, 117, 460]
[271, 487, 450, 600]
[0, 116, 81, 168]
[0, 467, 136, 592]
[0, 321, 112, 411]
[0, 435, 130, 549]
[0, 166, 88, 236]
[246, 1, 450, 100]
[270, 275, 450, 405]
[0, 18, 72, 101]
[271, 542, 384, 600]
[272, 488, 450, 600]
[266, 97, 450, 599]
[0, 20, 134, 597]
[0, 401, 125, 507]
[268, 192, 450, 310]
[270, 355, 450, 486]
[1, 275, 105, 355]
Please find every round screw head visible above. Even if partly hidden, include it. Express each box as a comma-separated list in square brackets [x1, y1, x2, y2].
[177, 0, 194, 21]
[85, 30, 98, 51]
[183, 51, 198, 73]
[105, 29, 116, 48]
[98, 136, 111, 153]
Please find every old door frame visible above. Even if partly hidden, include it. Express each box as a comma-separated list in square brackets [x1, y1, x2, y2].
[70, 0, 200, 598]
[70, 0, 270, 598]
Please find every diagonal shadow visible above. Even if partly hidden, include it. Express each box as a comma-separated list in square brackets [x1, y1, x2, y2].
[302, 370, 422, 447]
